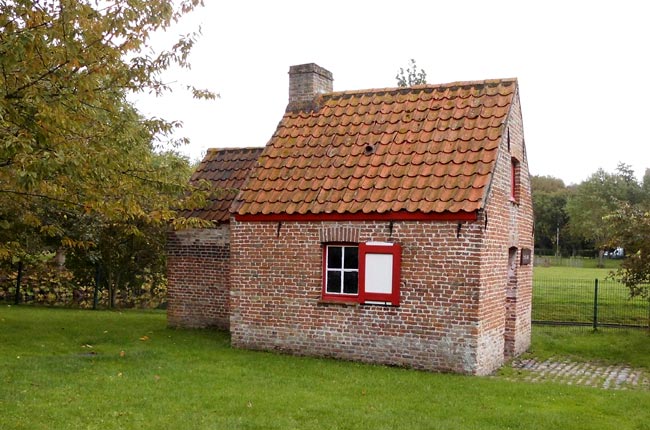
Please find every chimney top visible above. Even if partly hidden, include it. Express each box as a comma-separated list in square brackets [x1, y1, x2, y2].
[287, 63, 333, 112]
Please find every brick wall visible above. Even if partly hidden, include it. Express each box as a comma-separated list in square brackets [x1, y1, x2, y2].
[508, 90, 534, 356]
[166, 225, 231, 329]
[230, 218, 494, 374]
[477, 88, 533, 370]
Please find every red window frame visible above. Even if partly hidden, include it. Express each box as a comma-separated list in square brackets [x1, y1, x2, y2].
[322, 242, 401, 306]
[359, 242, 401, 306]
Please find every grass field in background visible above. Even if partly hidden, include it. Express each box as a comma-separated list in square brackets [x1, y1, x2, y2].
[1, 306, 649, 430]
[534, 265, 616, 280]
[534, 256, 622, 270]
[533, 265, 650, 327]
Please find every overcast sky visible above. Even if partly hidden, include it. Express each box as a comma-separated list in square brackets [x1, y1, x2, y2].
[133, 0, 649, 186]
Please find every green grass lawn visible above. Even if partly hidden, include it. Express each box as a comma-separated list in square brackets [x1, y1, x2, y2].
[1, 306, 649, 430]
[533, 266, 650, 327]
[527, 325, 650, 368]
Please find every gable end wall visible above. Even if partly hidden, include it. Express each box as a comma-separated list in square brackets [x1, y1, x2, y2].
[478, 90, 534, 372]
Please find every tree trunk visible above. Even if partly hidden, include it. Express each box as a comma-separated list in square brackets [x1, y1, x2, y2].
[93, 264, 100, 310]
[597, 249, 605, 268]
[106, 270, 114, 309]
[110, 272, 121, 309]
[14, 261, 23, 305]
[54, 248, 66, 271]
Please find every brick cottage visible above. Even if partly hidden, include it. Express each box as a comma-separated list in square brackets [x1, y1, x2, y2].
[167, 63, 533, 375]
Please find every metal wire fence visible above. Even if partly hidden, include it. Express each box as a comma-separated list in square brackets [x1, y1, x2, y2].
[533, 278, 650, 329]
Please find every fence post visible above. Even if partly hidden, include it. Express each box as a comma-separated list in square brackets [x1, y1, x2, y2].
[93, 264, 100, 310]
[14, 261, 23, 305]
[593, 278, 599, 331]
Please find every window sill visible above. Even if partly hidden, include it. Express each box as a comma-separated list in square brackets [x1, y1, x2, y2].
[361, 301, 399, 307]
[317, 299, 399, 308]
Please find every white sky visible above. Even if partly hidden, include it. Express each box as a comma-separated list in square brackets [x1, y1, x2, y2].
[133, 0, 649, 186]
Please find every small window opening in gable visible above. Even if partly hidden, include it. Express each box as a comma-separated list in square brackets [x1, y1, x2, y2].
[322, 242, 401, 306]
[508, 247, 518, 279]
[510, 157, 520, 203]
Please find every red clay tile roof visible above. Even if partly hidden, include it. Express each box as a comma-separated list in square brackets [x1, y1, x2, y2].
[181, 147, 263, 222]
[235, 79, 517, 217]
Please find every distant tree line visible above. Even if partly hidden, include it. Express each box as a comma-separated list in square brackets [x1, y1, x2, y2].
[533, 163, 650, 297]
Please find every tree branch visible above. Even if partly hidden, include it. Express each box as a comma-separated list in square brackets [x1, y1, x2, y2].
[4, 61, 69, 99]
[0, 188, 85, 208]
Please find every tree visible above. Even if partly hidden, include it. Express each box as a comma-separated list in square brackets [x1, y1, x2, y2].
[608, 202, 650, 298]
[565, 163, 643, 266]
[531, 175, 569, 255]
[395, 59, 427, 87]
[1, 0, 213, 264]
[642, 168, 650, 203]
[531, 175, 566, 194]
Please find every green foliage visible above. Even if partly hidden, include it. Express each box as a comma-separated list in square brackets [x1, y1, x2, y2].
[532, 167, 645, 258]
[1, 0, 217, 301]
[0, 261, 166, 308]
[531, 175, 569, 253]
[1, 307, 649, 430]
[531, 175, 566, 193]
[643, 168, 650, 198]
[607, 202, 650, 298]
[578, 165, 650, 297]
[0, 0, 214, 263]
[566, 164, 643, 250]
[532, 166, 650, 284]
[531, 175, 589, 256]
[0, 265, 75, 305]
[395, 59, 427, 87]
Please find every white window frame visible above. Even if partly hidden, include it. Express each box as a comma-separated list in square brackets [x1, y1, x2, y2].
[324, 245, 359, 296]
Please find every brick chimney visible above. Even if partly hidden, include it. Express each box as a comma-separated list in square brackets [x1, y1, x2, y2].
[287, 63, 333, 112]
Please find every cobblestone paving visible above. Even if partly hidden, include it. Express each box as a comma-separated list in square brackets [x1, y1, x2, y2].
[507, 358, 650, 390]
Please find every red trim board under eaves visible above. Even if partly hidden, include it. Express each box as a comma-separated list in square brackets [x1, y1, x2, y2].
[234, 211, 478, 222]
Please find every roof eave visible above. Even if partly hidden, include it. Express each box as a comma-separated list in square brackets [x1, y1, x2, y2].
[234, 210, 478, 223]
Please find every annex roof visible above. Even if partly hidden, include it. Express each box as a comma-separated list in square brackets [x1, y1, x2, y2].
[182, 147, 263, 222]
[235, 79, 517, 218]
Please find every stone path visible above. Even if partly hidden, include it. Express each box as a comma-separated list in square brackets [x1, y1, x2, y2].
[506, 358, 650, 390]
